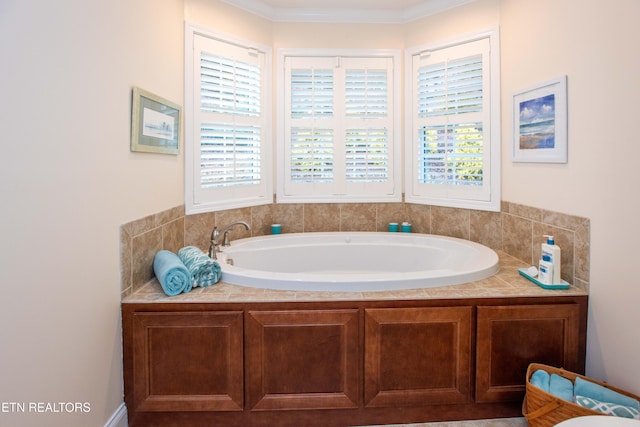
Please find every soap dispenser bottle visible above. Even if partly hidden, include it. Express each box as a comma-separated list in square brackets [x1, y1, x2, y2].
[538, 255, 553, 285]
[541, 235, 561, 284]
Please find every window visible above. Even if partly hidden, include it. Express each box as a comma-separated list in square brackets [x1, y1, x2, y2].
[405, 30, 500, 211]
[185, 25, 272, 213]
[277, 50, 401, 203]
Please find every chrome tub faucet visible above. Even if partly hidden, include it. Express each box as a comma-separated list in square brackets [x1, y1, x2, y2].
[208, 221, 251, 259]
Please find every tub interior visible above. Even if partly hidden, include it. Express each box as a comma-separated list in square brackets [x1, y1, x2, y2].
[218, 232, 499, 292]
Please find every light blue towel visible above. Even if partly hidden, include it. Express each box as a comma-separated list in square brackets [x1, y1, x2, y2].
[177, 246, 222, 287]
[549, 373, 574, 402]
[575, 376, 640, 409]
[531, 369, 550, 392]
[153, 250, 192, 296]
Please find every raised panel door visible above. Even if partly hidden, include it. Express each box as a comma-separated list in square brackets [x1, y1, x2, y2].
[131, 311, 244, 412]
[364, 306, 473, 407]
[476, 304, 580, 402]
[246, 309, 360, 411]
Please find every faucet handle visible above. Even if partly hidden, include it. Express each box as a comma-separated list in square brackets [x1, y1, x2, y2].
[222, 231, 231, 247]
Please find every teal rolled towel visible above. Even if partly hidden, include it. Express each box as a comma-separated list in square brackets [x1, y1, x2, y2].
[531, 369, 550, 392]
[178, 246, 222, 287]
[575, 376, 639, 409]
[549, 373, 574, 402]
[153, 250, 192, 296]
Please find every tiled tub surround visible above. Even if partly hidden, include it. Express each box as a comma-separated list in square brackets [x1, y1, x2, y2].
[120, 201, 590, 298]
[124, 250, 588, 303]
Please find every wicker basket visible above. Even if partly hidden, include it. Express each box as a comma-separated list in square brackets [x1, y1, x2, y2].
[522, 363, 640, 427]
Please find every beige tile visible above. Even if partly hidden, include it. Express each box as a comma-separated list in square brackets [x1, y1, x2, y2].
[432, 206, 469, 239]
[574, 220, 590, 284]
[162, 217, 184, 254]
[470, 209, 502, 250]
[184, 211, 215, 250]
[215, 208, 252, 240]
[405, 203, 431, 234]
[121, 201, 590, 305]
[341, 203, 376, 231]
[250, 203, 274, 236]
[542, 209, 588, 230]
[304, 203, 340, 232]
[120, 227, 132, 293]
[502, 213, 532, 264]
[122, 213, 155, 236]
[376, 202, 406, 232]
[154, 204, 185, 227]
[508, 202, 543, 221]
[131, 227, 162, 292]
[273, 203, 304, 234]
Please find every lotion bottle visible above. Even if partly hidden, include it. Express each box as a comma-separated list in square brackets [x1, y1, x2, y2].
[538, 255, 553, 285]
[541, 235, 561, 284]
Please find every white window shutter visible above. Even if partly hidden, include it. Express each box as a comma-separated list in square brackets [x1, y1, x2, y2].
[406, 32, 500, 211]
[185, 29, 272, 213]
[279, 52, 400, 202]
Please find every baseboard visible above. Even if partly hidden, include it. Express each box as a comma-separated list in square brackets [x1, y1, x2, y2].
[105, 403, 127, 427]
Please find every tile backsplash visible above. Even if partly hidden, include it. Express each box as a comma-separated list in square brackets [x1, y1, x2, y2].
[120, 201, 590, 298]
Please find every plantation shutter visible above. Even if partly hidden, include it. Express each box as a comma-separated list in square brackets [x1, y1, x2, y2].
[187, 34, 271, 212]
[408, 36, 498, 208]
[281, 54, 397, 201]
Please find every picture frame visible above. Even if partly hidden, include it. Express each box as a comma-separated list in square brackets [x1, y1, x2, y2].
[131, 87, 181, 155]
[512, 76, 567, 163]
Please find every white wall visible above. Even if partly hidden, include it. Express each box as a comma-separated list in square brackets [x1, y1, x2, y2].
[0, 0, 184, 426]
[500, 0, 640, 394]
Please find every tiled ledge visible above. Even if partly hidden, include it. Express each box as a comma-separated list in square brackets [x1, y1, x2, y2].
[123, 251, 588, 303]
[120, 201, 590, 299]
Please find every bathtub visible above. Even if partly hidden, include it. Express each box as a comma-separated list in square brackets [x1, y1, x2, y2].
[217, 232, 499, 292]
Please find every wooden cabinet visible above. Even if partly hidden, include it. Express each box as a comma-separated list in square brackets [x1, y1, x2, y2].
[364, 307, 472, 407]
[129, 311, 243, 412]
[475, 304, 582, 403]
[122, 296, 587, 426]
[245, 309, 360, 410]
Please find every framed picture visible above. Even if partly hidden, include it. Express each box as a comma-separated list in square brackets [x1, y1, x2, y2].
[512, 76, 567, 163]
[131, 87, 181, 155]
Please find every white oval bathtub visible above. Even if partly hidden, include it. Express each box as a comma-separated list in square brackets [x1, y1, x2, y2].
[217, 232, 499, 292]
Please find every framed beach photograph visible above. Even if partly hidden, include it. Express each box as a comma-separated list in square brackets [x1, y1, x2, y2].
[131, 87, 182, 155]
[512, 76, 567, 163]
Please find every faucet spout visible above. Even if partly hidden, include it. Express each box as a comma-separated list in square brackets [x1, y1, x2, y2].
[208, 221, 251, 259]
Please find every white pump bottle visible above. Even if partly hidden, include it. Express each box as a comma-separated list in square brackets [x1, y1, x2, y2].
[541, 235, 561, 284]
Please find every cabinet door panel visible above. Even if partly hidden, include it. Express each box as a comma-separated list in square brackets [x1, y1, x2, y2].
[364, 307, 473, 407]
[132, 311, 243, 412]
[476, 304, 580, 403]
[246, 309, 360, 410]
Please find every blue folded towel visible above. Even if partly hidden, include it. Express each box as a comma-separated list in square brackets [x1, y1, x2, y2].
[177, 246, 222, 287]
[153, 250, 192, 296]
[549, 373, 574, 402]
[575, 376, 640, 409]
[531, 370, 550, 392]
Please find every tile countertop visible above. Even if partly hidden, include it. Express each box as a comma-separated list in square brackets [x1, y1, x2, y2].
[123, 251, 588, 304]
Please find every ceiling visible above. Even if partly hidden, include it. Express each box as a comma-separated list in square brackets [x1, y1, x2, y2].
[220, 0, 475, 23]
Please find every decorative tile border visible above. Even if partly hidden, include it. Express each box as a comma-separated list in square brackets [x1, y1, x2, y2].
[120, 201, 589, 298]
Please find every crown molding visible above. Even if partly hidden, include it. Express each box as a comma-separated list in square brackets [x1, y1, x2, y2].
[221, 0, 475, 24]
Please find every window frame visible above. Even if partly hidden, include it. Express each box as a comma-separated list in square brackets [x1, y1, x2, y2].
[184, 23, 273, 214]
[404, 29, 501, 212]
[276, 48, 402, 204]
